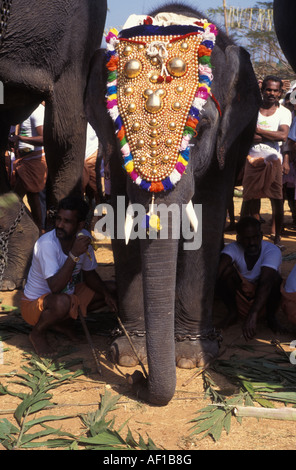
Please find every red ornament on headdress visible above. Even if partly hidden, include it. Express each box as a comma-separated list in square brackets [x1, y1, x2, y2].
[144, 16, 153, 25]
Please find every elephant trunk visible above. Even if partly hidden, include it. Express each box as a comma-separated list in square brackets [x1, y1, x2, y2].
[139, 236, 179, 405]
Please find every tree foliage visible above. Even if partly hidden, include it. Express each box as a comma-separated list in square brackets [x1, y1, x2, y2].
[207, 2, 295, 81]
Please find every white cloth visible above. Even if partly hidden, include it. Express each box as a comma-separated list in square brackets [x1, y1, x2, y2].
[18, 103, 45, 155]
[221, 240, 282, 283]
[284, 264, 296, 293]
[24, 228, 97, 300]
[249, 105, 292, 163]
[85, 123, 98, 160]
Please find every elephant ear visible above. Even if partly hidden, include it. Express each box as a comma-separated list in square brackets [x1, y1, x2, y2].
[85, 49, 118, 164]
[274, 0, 296, 73]
[215, 45, 260, 169]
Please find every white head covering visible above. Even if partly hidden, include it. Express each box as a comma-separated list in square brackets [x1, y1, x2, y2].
[122, 13, 207, 30]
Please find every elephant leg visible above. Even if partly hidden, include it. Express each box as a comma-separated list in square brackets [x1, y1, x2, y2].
[109, 238, 147, 367]
[43, 73, 87, 208]
[174, 186, 229, 368]
[175, 245, 222, 369]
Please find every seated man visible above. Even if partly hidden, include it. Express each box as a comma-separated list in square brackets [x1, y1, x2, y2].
[216, 216, 282, 340]
[21, 195, 118, 356]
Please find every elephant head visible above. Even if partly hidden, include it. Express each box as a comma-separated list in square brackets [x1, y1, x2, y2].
[273, 0, 296, 73]
[87, 3, 261, 405]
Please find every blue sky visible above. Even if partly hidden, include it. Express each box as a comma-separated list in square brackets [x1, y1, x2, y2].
[105, 1, 259, 31]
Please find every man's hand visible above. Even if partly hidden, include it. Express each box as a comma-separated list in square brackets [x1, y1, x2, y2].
[8, 127, 43, 146]
[71, 234, 91, 257]
[8, 134, 20, 145]
[243, 312, 257, 340]
[282, 152, 290, 175]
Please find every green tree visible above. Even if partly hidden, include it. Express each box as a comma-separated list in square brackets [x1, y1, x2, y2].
[207, 2, 295, 83]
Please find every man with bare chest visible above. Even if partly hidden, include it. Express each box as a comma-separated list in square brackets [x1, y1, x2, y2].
[216, 217, 282, 340]
[241, 76, 292, 248]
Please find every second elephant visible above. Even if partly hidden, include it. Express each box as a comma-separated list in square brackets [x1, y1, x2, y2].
[0, 193, 39, 291]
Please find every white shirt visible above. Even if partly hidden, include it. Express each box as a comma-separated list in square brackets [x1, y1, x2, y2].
[222, 240, 282, 283]
[19, 103, 45, 155]
[249, 105, 292, 162]
[85, 123, 98, 160]
[24, 228, 97, 300]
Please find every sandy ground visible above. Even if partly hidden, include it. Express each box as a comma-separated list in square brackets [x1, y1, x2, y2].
[1, 195, 296, 451]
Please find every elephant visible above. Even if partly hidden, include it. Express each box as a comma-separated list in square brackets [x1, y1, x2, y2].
[86, 2, 261, 406]
[0, 0, 107, 290]
[273, 0, 296, 73]
[0, 0, 107, 207]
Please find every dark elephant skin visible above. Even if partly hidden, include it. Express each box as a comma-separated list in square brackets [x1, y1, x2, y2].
[0, 0, 107, 290]
[86, 3, 261, 405]
[0, 0, 107, 206]
[273, 0, 296, 73]
[0, 193, 39, 290]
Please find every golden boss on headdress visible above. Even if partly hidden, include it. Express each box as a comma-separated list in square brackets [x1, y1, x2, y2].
[106, 13, 217, 193]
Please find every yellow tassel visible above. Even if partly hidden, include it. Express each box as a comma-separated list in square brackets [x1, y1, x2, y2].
[146, 193, 162, 234]
[149, 213, 162, 231]
[109, 27, 119, 36]
[125, 161, 134, 173]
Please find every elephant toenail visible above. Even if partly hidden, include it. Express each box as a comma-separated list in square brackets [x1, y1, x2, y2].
[197, 353, 214, 368]
[119, 355, 144, 367]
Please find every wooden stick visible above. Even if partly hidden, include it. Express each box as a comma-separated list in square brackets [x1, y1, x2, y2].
[271, 339, 291, 360]
[78, 307, 102, 376]
[233, 406, 296, 421]
[116, 316, 148, 379]
[182, 367, 205, 387]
